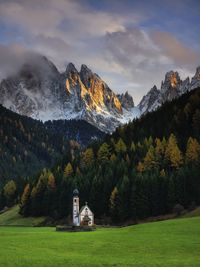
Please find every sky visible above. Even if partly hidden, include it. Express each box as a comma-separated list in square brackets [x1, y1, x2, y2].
[0, 0, 200, 104]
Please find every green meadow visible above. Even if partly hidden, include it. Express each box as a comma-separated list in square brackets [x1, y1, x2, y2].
[0, 216, 200, 267]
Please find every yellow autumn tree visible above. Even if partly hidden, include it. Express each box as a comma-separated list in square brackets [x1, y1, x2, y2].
[130, 141, 136, 152]
[20, 184, 31, 215]
[97, 142, 111, 162]
[110, 187, 118, 211]
[110, 153, 116, 161]
[126, 154, 130, 164]
[83, 148, 94, 165]
[76, 167, 81, 175]
[47, 173, 56, 191]
[115, 138, 127, 153]
[155, 137, 165, 164]
[137, 161, 144, 173]
[165, 134, 183, 169]
[64, 162, 73, 178]
[185, 137, 200, 164]
[160, 169, 166, 177]
[143, 145, 159, 171]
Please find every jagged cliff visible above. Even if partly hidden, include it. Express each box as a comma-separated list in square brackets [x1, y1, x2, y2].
[138, 67, 200, 114]
[0, 53, 200, 132]
[0, 56, 136, 133]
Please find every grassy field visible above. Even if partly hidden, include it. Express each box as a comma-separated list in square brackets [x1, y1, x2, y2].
[0, 206, 45, 226]
[0, 216, 200, 267]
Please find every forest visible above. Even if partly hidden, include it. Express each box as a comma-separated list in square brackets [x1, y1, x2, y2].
[1, 87, 200, 223]
[0, 105, 104, 189]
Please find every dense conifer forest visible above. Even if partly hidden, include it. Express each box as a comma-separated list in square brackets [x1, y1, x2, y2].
[1, 88, 200, 223]
[0, 105, 104, 192]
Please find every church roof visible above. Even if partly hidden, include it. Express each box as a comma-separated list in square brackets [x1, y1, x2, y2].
[79, 205, 94, 215]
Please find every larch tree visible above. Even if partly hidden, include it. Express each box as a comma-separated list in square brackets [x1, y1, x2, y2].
[97, 142, 111, 162]
[164, 134, 183, 169]
[110, 187, 119, 221]
[185, 137, 200, 164]
[64, 162, 73, 178]
[143, 145, 158, 171]
[83, 148, 95, 166]
[155, 138, 165, 163]
[137, 161, 144, 173]
[115, 138, 127, 153]
[20, 184, 31, 215]
[130, 141, 136, 152]
[47, 173, 56, 191]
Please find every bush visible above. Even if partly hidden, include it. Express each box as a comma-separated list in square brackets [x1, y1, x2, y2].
[173, 204, 184, 215]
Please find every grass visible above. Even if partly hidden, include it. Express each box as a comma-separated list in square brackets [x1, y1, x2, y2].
[0, 206, 45, 226]
[183, 206, 200, 218]
[0, 216, 200, 267]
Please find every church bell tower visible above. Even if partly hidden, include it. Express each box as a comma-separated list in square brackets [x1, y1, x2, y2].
[73, 189, 80, 226]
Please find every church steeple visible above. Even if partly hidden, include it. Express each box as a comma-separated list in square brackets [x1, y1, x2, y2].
[73, 189, 80, 226]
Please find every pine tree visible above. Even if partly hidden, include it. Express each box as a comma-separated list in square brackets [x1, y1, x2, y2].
[3, 180, 16, 207]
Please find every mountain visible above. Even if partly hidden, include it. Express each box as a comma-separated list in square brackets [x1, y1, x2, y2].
[0, 104, 104, 188]
[138, 67, 200, 114]
[0, 56, 137, 133]
[1, 54, 200, 132]
[17, 87, 200, 221]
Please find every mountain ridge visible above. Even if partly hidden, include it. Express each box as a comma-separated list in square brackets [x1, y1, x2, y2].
[0, 54, 200, 132]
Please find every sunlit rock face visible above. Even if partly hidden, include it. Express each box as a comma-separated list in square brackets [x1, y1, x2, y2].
[160, 71, 181, 102]
[0, 57, 137, 133]
[138, 67, 200, 114]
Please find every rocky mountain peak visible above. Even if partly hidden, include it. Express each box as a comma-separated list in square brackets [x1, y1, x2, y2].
[65, 63, 78, 75]
[80, 64, 92, 75]
[161, 71, 181, 91]
[190, 66, 200, 90]
[139, 85, 160, 114]
[116, 91, 134, 110]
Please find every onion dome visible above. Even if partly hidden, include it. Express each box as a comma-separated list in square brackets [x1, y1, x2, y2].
[73, 189, 79, 196]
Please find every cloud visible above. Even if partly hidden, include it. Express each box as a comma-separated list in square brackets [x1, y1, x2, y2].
[151, 31, 200, 69]
[0, 43, 31, 79]
[0, 0, 199, 105]
[0, 43, 59, 80]
[103, 27, 200, 103]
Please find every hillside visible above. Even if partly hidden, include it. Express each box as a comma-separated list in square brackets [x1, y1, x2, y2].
[0, 104, 104, 190]
[0, 216, 200, 266]
[17, 87, 200, 222]
[0, 206, 45, 226]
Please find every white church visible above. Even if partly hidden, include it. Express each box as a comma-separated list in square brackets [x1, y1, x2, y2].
[72, 189, 94, 226]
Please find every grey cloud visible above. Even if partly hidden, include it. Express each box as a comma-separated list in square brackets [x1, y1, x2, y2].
[151, 31, 200, 70]
[0, 44, 59, 80]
